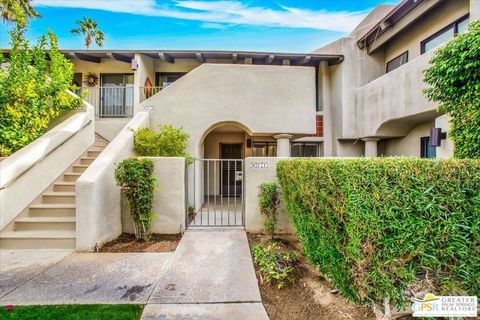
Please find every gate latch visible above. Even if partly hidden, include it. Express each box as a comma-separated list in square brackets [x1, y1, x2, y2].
[235, 171, 243, 181]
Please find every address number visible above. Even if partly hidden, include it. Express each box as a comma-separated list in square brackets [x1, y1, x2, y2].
[250, 162, 268, 169]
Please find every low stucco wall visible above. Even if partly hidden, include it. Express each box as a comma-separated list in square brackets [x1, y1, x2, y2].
[355, 50, 437, 138]
[0, 104, 95, 231]
[76, 112, 149, 251]
[244, 157, 294, 234]
[122, 157, 186, 235]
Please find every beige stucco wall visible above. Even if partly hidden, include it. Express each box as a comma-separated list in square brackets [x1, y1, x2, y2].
[76, 112, 149, 251]
[244, 157, 294, 234]
[137, 63, 316, 158]
[355, 49, 438, 138]
[122, 157, 186, 235]
[72, 59, 133, 84]
[0, 103, 95, 231]
[384, 0, 470, 63]
[382, 121, 434, 157]
[435, 115, 454, 159]
[154, 58, 201, 74]
[95, 119, 130, 141]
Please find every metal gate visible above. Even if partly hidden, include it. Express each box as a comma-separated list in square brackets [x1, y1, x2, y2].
[189, 159, 244, 227]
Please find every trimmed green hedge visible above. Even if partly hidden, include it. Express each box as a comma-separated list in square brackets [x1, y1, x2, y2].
[277, 158, 480, 309]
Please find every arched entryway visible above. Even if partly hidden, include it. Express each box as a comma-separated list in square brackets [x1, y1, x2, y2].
[191, 122, 251, 227]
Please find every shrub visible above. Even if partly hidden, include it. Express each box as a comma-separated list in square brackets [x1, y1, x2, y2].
[252, 242, 298, 289]
[423, 20, 480, 158]
[114, 158, 156, 240]
[277, 158, 480, 313]
[0, 24, 80, 156]
[258, 182, 280, 239]
[133, 125, 192, 162]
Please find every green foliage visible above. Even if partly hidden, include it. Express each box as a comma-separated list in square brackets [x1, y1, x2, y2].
[0, 304, 142, 320]
[423, 20, 480, 158]
[258, 182, 280, 239]
[277, 158, 480, 310]
[0, 24, 80, 156]
[114, 158, 156, 241]
[0, 0, 39, 24]
[252, 242, 298, 289]
[133, 125, 192, 163]
[71, 17, 105, 49]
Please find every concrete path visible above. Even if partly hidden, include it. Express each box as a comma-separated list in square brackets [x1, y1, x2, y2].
[0, 249, 73, 298]
[144, 228, 268, 319]
[0, 252, 171, 305]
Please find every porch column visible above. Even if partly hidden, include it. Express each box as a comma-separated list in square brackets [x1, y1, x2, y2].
[274, 134, 293, 157]
[362, 138, 380, 157]
[471, 0, 480, 21]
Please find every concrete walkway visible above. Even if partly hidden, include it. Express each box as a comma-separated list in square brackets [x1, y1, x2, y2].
[143, 228, 268, 319]
[0, 251, 172, 305]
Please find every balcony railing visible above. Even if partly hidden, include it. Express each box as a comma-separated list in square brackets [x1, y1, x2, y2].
[139, 86, 164, 103]
[75, 86, 134, 118]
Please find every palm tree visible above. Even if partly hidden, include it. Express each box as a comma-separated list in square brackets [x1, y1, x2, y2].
[0, 0, 39, 23]
[70, 17, 105, 50]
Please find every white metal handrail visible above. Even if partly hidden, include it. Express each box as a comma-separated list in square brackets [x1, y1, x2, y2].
[139, 86, 164, 103]
[75, 86, 134, 118]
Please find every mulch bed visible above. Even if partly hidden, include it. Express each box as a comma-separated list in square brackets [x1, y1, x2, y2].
[99, 233, 181, 253]
[248, 233, 374, 320]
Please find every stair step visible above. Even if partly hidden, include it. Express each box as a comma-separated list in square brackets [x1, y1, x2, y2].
[42, 192, 76, 204]
[63, 172, 82, 182]
[0, 230, 75, 249]
[53, 182, 76, 192]
[72, 164, 89, 173]
[80, 157, 96, 165]
[87, 150, 102, 157]
[29, 204, 76, 217]
[15, 217, 76, 231]
[90, 146, 105, 151]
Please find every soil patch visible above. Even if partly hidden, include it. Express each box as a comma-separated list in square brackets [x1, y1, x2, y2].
[100, 233, 181, 253]
[248, 233, 373, 320]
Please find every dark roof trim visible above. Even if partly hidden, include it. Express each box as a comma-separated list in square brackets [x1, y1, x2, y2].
[357, 0, 425, 49]
[59, 49, 344, 66]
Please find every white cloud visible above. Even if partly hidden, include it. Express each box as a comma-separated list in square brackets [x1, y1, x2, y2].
[32, 0, 368, 32]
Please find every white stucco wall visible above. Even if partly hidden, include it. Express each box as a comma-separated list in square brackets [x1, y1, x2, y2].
[95, 119, 130, 141]
[76, 112, 149, 251]
[122, 157, 186, 235]
[244, 157, 294, 234]
[136, 63, 317, 158]
[0, 104, 95, 231]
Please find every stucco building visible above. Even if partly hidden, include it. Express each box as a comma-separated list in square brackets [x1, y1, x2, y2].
[1, 0, 479, 250]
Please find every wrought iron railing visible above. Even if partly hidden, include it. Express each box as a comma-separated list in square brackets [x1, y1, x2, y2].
[75, 86, 134, 118]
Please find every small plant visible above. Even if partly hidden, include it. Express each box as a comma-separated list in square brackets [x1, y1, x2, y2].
[252, 242, 298, 289]
[187, 205, 195, 219]
[114, 158, 156, 240]
[133, 125, 193, 163]
[258, 182, 280, 239]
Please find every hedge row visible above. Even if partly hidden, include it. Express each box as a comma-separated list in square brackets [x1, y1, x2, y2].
[277, 158, 480, 309]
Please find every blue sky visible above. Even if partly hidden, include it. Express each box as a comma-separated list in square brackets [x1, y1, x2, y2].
[0, 0, 400, 52]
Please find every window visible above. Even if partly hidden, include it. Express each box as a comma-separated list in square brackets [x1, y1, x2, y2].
[291, 142, 322, 157]
[155, 72, 186, 87]
[252, 142, 277, 157]
[421, 15, 470, 54]
[386, 51, 408, 73]
[420, 137, 436, 158]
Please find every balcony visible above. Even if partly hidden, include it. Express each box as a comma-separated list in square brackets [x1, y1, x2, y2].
[75, 86, 134, 118]
[355, 50, 438, 138]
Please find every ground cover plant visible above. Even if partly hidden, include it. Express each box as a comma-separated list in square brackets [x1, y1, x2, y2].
[0, 304, 143, 320]
[277, 158, 480, 317]
[252, 242, 298, 289]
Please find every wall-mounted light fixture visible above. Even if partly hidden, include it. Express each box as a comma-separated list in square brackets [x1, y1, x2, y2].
[430, 128, 447, 147]
[131, 59, 138, 71]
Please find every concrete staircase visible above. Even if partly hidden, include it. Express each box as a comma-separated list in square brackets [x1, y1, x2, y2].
[0, 134, 109, 250]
